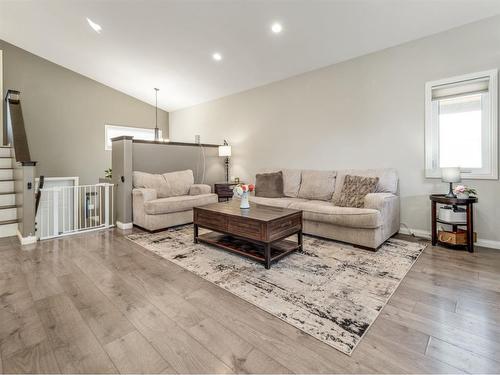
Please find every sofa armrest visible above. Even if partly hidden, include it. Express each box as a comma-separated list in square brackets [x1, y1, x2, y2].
[133, 188, 157, 203]
[364, 193, 400, 237]
[364, 193, 397, 211]
[189, 184, 211, 195]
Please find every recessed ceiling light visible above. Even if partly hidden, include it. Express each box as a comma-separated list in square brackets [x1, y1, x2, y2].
[271, 22, 283, 34]
[86, 18, 102, 33]
[212, 52, 222, 61]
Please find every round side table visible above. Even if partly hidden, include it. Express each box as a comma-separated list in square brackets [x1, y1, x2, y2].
[429, 194, 478, 253]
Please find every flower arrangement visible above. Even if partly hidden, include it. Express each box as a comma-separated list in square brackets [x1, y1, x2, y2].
[453, 185, 477, 199]
[233, 184, 255, 209]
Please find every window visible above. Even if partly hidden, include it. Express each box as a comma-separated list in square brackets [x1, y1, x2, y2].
[104, 125, 161, 150]
[425, 70, 498, 179]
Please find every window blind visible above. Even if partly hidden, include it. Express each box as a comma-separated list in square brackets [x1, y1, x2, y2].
[432, 77, 489, 101]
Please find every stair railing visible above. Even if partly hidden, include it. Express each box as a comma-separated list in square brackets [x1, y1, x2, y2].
[4, 90, 37, 241]
[35, 175, 45, 215]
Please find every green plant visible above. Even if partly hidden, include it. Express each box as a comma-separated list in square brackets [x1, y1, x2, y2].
[105, 168, 112, 179]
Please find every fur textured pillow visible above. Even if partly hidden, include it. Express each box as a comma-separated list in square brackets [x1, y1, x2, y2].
[334, 175, 379, 208]
[255, 171, 284, 198]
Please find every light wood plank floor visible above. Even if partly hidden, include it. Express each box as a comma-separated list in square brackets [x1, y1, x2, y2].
[1, 228, 499, 373]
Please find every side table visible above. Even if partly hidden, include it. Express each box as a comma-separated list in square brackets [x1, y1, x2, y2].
[214, 182, 242, 202]
[429, 194, 478, 253]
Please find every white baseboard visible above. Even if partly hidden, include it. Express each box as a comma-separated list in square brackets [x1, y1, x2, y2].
[399, 226, 500, 250]
[116, 221, 133, 230]
[17, 230, 37, 245]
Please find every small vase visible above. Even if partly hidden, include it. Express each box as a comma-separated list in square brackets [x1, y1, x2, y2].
[240, 191, 250, 209]
[457, 192, 469, 199]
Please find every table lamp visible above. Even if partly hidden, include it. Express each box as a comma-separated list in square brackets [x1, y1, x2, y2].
[441, 167, 461, 198]
[218, 140, 231, 183]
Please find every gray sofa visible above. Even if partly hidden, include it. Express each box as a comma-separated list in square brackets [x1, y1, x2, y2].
[249, 168, 400, 249]
[132, 169, 218, 231]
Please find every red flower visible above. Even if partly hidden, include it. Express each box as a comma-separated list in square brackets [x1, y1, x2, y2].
[248, 184, 255, 192]
[241, 185, 248, 192]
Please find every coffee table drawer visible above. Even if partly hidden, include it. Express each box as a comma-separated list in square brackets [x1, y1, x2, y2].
[227, 216, 263, 241]
[269, 214, 302, 241]
[195, 210, 228, 232]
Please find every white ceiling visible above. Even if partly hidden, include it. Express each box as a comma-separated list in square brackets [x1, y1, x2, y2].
[1, 0, 500, 111]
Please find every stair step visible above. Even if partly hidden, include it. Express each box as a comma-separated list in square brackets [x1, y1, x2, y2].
[0, 192, 15, 195]
[0, 205, 17, 210]
[0, 179, 14, 182]
[0, 219, 19, 226]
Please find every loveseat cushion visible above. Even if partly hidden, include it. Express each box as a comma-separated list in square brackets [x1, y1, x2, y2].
[163, 170, 194, 197]
[288, 200, 382, 228]
[249, 196, 308, 208]
[133, 171, 170, 198]
[297, 170, 336, 201]
[144, 193, 217, 215]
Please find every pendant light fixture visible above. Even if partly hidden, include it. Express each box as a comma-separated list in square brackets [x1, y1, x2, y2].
[154, 87, 160, 141]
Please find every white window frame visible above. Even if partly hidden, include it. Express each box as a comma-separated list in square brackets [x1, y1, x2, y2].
[425, 69, 498, 180]
[104, 124, 161, 151]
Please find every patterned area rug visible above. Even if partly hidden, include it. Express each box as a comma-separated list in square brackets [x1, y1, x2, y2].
[127, 226, 426, 355]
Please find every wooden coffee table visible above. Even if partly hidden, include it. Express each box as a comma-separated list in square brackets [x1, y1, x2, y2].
[193, 201, 303, 269]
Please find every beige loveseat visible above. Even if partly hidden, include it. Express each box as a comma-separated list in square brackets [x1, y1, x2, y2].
[249, 169, 400, 250]
[132, 169, 218, 231]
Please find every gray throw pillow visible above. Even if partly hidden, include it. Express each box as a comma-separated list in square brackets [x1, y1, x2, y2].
[334, 175, 379, 208]
[255, 171, 284, 198]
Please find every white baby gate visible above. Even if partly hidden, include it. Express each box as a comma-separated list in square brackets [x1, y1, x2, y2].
[36, 183, 114, 240]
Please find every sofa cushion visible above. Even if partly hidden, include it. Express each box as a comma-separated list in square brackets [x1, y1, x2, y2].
[163, 169, 194, 197]
[249, 196, 308, 208]
[334, 175, 379, 208]
[281, 169, 302, 198]
[333, 169, 398, 202]
[133, 171, 170, 198]
[297, 170, 336, 201]
[288, 200, 382, 228]
[144, 193, 218, 215]
[255, 171, 284, 198]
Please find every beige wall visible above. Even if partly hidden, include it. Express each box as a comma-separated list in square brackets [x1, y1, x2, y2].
[170, 16, 500, 246]
[1, 39, 169, 184]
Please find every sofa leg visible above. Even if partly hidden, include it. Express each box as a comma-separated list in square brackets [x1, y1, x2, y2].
[353, 244, 380, 252]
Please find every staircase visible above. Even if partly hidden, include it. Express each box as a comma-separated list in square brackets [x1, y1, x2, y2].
[0, 145, 18, 237]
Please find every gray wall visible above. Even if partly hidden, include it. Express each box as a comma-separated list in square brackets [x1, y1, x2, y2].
[132, 142, 225, 186]
[1, 39, 169, 184]
[170, 16, 500, 246]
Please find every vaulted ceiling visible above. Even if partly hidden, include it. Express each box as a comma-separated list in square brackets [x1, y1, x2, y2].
[1, 0, 499, 111]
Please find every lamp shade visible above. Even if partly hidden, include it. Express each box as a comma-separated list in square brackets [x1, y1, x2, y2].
[441, 167, 461, 183]
[218, 145, 231, 157]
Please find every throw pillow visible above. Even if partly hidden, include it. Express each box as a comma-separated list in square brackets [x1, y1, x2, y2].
[255, 171, 284, 198]
[297, 170, 336, 201]
[334, 175, 379, 208]
[133, 171, 170, 198]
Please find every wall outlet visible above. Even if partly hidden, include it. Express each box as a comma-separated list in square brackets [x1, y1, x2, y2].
[195, 135, 200, 144]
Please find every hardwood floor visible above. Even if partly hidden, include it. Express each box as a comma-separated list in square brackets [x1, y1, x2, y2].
[0, 228, 499, 373]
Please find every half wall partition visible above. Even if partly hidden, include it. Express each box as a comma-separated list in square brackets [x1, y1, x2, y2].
[111, 136, 224, 228]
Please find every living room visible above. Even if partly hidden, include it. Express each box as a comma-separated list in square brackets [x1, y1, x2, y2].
[1, 0, 500, 374]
